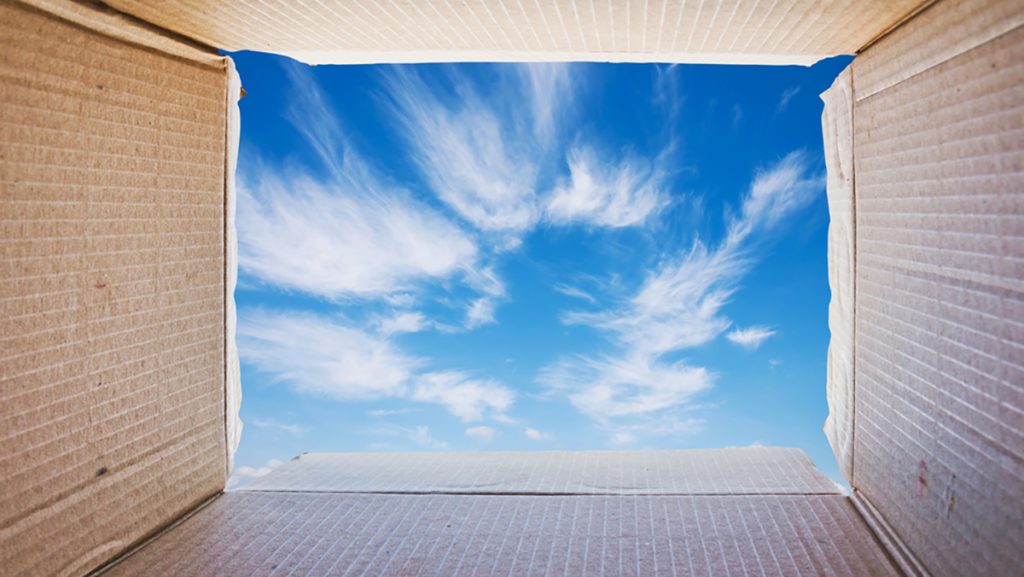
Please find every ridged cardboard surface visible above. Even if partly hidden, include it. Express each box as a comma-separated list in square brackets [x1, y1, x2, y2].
[0, 2, 229, 575]
[820, 66, 856, 483]
[103, 0, 922, 65]
[848, 0, 1024, 574]
[104, 450, 899, 577]
[242, 448, 840, 495]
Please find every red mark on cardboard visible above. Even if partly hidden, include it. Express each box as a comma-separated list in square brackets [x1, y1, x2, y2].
[94, 281, 107, 289]
[917, 460, 929, 496]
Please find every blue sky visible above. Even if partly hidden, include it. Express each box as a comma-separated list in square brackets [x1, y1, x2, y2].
[228, 53, 852, 487]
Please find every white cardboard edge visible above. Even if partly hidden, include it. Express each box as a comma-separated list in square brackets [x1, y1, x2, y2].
[224, 56, 243, 476]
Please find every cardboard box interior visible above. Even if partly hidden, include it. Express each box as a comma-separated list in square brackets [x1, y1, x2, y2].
[1, 0, 1021, 575]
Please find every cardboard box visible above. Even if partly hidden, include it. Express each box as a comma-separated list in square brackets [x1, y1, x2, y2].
[1, 0, 1020, 575]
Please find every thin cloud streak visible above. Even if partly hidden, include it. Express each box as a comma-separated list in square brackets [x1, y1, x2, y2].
[727, 326, 777, 349]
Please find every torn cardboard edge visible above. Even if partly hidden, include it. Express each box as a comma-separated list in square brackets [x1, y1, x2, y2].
[821, 65, 856, 484]
[224, 56, 243, 474]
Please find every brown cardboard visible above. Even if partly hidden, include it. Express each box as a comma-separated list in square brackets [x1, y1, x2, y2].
[101, 450, 900, 577]
[101, 0, 923, 65]
[848, 4, 1024, 575]
[0, 2, 230, 575]
[2, 0, 1022, 576]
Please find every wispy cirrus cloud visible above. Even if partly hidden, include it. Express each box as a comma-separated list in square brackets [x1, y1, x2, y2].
[239, 310, 422, 399]
[238, 310, 516, 423]
[381, 66, 544, 235]
[544, 146, 671, 228]
[726, 326, 777, 349]
[412, 371, 514, 422]
[543, 151, 822, 439]
[238, 63, 479, 302]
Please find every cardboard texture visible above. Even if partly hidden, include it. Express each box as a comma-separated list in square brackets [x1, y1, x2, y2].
[847, 1, 1024, 575]
[242, 448, 839, 495]
[821, 66, 856, 483]
[101, 0, 923, 65]
[102, 450, 901, 577]
[3, 0, 1022, 575]
[1, 2, 230, 575]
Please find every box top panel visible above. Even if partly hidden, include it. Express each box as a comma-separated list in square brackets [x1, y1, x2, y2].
[240, 448, 841, 495]
[103, 0, 924, 65]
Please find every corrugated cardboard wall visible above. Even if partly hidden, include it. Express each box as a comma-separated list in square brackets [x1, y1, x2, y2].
[103, 0, 923, 65]
[847, 0, 1024, 575]
[0, 2, 230, 575]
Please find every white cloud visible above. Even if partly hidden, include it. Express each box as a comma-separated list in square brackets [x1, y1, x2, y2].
[520, 63, 572, 143]
[465, 426, 496, 442]
[368, 408, 418, 417]
[381, 67, 541, 234]
[376, 311, 428, 336]
[250, 418, 307, 436]
[553, 283, 597, 304]
[726, 326, 777, 349]
[240, 311, 518, 421]
[238, 65, 478, 301]
[545, 147, 670, 228]
[776, 86, 801, 114]
[544, 151, 822, 430]
[237, 171, 477, 300]
[227, 458, 285, 490]
[412, 371, 515, 422]
[524, 427, 551, 441]
[539, 354, 713, 421]
[238, 310, 421, 400]
[409, 425, 448, 449]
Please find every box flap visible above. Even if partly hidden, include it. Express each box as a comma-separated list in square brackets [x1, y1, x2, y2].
[241, 448, 841, 495]
[102, 0, 923, 65]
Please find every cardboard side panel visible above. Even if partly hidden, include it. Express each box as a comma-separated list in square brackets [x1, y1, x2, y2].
[0, 3, 229, 575]
[241, 448, 841, 495]
[821, 66, 856, 483]
[103, 0, 922, 65]
[104, 492, 901, 577]
[851, 2, 1024, 574]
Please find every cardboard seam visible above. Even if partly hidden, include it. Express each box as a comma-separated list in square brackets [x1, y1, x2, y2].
[854, 0, 938, 56]
[15, 0, 223, 68]
[86, 491, 224, 577]
[850, 490, 931, 577]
